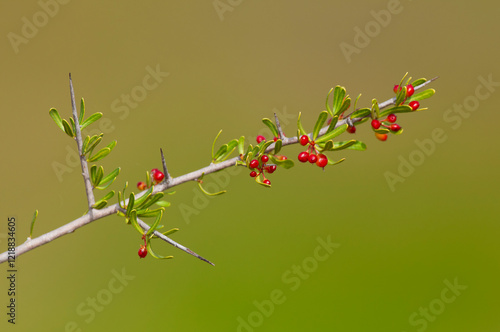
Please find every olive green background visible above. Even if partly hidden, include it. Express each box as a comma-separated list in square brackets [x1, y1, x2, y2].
[1, 1, 499, 331]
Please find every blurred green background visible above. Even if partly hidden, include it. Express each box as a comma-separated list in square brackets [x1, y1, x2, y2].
[1, 1, 499, 331]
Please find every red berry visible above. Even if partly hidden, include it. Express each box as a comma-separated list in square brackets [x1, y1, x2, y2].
[249, 159, 259, 168]
[261, 155, 269, 163]
[273, 137, 278, 142]
[387, 114, 397, 123]
[298, 151, 309, 163]
[137, 181, 146, 190]
[371, 119, 381, 129]
[265, 165, 277, 173]
[300, 135, 309, 146]
[409, 101, 420, 111]
[393, 85, 401, 93]
[308, 154, 318, 164]
[153, 171, 165, 182]
[390, 124, 401, 132]
[316, 154, 328, 168]
[276, 155, 287, 161]
[138, 245, 147, 258]
[263, 179, 271, 185]
[406, 84, 415, 97]
[256, 135, 266, 143]
[375, 133, 388, 141]
[151, 168, 160, 176]
[250, 171, 257, 177]
[347, 126, 356, 134]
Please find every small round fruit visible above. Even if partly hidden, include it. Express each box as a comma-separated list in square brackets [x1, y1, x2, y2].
[137, 181, 146, 190]
[406, 84, 415, 97]
[308, 154, 318, 164]
[375, 133, 388, 141]
[256, 135, 266, 143]
[273, 137, 278, 142]
[390, 124, 401, 132]
[409, 101, 420, 111]
[138, 245, 147, 258]
[263, 179, 271, 185]
[316, 154, 328, 168]
[347, 126, 356, 134]
[150, 168, 160, 176]
[265, 165, 277, 173]
[276, 155, 287, 161]
[300, 135, 309, 146]
[153, 171, 165, 182]
[261, 155, 269, 163]
[393, 84, 401, 93]
[249, 171, 257, 177]
[371, 119, 381, 129]
[249, 159, 259, 168]
[387, 114, 397, 123]
[298, 151, 309, 163]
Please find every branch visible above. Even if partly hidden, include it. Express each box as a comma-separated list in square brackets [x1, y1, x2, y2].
[0, 78, 437, 264]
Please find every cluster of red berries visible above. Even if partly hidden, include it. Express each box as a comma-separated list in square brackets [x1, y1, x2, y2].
[393, 83, 420, 111]
[297, 135, 328, 168]
[371, 113, 401, 141]
[137, 168, 165, 190]
[138, 235, 147, 258]
[248, 153, 276, 185]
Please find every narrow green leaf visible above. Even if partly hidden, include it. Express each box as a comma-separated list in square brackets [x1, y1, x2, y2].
[334, 140, 366, 151]
[29, 210, 39, 239]
[328, 157, 346, 166]
[411, 78, 427, 87]
[216, 139, 238, 162]
[93, 166, 104, 187]
[198, 181, 227, 196]
[408, 88, 435, 103]
[258, 140, 274, 155]
[313, 111, 328, 140]
[79, 98, 85, 123]
[238, 136, 245, 155]
[137, 192, 165, 210]
[332, 86, 346, 116]
[325, 87, 334, 115]
[339, 97, 351, 114]
[326, 115, 339, 134]
[297, 112, 307, 136]
[80, 112, 103, 130]
[374, 128, 390, 134]
[211, 130, 223, 159]
[134, 185, 153, 206]
[372, 99, 380, 119]
[213, 144, 228, 161]
[69, 117, 76, 136]
[351, 108, 371, 119]
[262, 118, 279, 137]
[84, 134, 103, 155]
[126, 193, 135, 216]
[255, 176, 271, 187]
[49, 108, 65, 132]
[129, 210, 144, 235]
[269, 155, 294, 169]
[353, 93, 362, 110]
[100, 190, 115, 201]
[92, 200, 107, 209]
[146, 241, 173, 259]
[395, 86, 407, 106]
[62, 119, 75, 137]
[379, 105, 413, 118]
[82, 135, 90, 154]
[162, 228, 179, 236]
[274, 139, 282, 154]
[155, 201, 171, 207]
[106, 140, 117, 153]
[315, 124, 348, 143]
[88, 147, 111, 162]
[95, 167, 121, 190]
[146, 210, 164, 236]
[331, 140, 357, 151]
[137, 207, 164, 218]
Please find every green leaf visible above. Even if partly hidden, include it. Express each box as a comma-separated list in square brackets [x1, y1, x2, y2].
[372, 99, 380, 119]
[332, 86, 346, 116]
[93, 166, 104, 187]
[92, 200, 108, 209]
[90, 165, 97, 185]
[146, 210, 164, 236]
[335, 140, 366, 151]
[374, 128, 390, 134]
[353, 93, 362, 110]
[62, 119, 75, 137]
[155, 200, 171, 207]
[162, 228, 179, 236]
[262, 118, 279, 137]
[80, 112, 103, 130]
[328, 157, 346, 166]
[126, 193, 135, 216]
[297, 112, 307, 136]
[134, 185, 153, 206]
[395, 86, 407, 106]
[79, 98, 85, 123]
[137, 207, 164, 218]
[339, 97, 351, 114]
[411, 78, 427, 87]
[213, 144, 228, 161]
[315, 124, 348, 143]
[379, 105, 413, 118]
[29, 210, 39, 239]
[216, 139, 238, 162]
[137, 192, 165, 210]
[313, 111, 328, 140]
[69, 117, 76, 136]
[84, 134, 103, 155]
[198, 181, 226, 196]
[408, 88, 435, 103]
[106, 140, 117, 153]
[270, 155, 294, 169]
[100, 190, 115, 201]
[211, 130, 223, 160]
[331, 140, 357, 151]
[238, 136, 245, 155]
[325, 87, 334, 115]
[326, 115, 339, 134]
[146, 241, 173, 260]
[258, 140, 274, 155]
[351, 108, 371, 119]
[96, 167, 120, 190]
[82, 135, 90, 154]
[129, 210, 144, 235]
[255, 176, 271, 187]
[274, 139, 282, 154]
[49, 108, 65, 132]
[88, 147, 111, 162]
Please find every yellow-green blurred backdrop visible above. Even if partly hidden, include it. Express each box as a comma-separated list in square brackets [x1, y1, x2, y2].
[1, 1, 499, 331]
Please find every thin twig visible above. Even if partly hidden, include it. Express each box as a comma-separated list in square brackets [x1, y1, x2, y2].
[69, 74, 95, 209]
[274, 112, 285, 140]
[160, 148, 171, 184]
[0, 78, 437, 264]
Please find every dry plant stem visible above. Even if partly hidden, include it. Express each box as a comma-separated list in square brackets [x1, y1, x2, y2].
[69, 73, 95, 210]
[0, 78, 437, 264]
